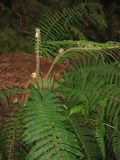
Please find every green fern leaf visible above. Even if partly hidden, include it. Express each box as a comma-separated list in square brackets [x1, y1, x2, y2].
[69, 117, 102, 160]
[59, 61, 120, 159]
[95, 120, 106, 160]
[23, 88, 84, 160]
[38, 3, 107, 44]
[0, 104, 26, 160]
[42, 40, 120, 62]
[112, 132, 120, 160]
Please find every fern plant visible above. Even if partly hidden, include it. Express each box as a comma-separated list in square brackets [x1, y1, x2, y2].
[0, 2, 120, 160]
[0, 88, 28, 160]
[59, 60, 120, 159]
[38, 2, 107, 44]
[0, 105, 26, 160]
[23, 88, 84, 160]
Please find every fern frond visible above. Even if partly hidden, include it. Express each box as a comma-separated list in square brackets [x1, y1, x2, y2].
[70, 104, 87, 116]
[95, 120, 106, 160]
[104, 98, 120, 159]
[23, 88, 84, 160]
[41, 40, 120, 62]
[112, 131, 120, 160]
[38, 2, 107, 45]
[0, 104, 26, 160]
[69, 117, 102, 160]
[59, 62, 120, 107]
[59, 60, 120, 159]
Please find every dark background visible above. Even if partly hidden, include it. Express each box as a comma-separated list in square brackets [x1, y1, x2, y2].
[0, 0, 120, 54]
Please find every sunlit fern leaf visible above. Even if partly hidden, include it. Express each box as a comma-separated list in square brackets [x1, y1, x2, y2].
[23, 88, 84, 160]
[112, 131, 120, 160]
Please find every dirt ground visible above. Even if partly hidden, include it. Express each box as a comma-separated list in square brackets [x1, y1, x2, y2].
[0, 52, 66, 90]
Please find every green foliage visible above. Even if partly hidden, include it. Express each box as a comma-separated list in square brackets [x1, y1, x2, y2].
[39, 3, 107, 44]
[95, 120, 106, 159]
[0, 54, 120, 160]
[0, 104, 26, 160]
[23, 88, 84, 160]
[0, 88, 27, 160]
[113, 132, 120, 160]
[69, 117, 102, 160]
[34, 2, 120, 62]
[59, 60, 120, 159]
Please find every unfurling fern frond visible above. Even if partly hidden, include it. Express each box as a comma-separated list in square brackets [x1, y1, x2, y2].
[23, 88, 84, 160]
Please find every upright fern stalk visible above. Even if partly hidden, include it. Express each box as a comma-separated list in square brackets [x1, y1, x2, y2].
[31, 28, 42, 80]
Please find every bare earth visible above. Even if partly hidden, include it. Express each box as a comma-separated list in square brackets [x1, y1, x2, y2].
[0, 52, 66, 90]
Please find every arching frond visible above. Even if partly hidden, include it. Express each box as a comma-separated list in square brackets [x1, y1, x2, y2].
[41, 40, 120, 62]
